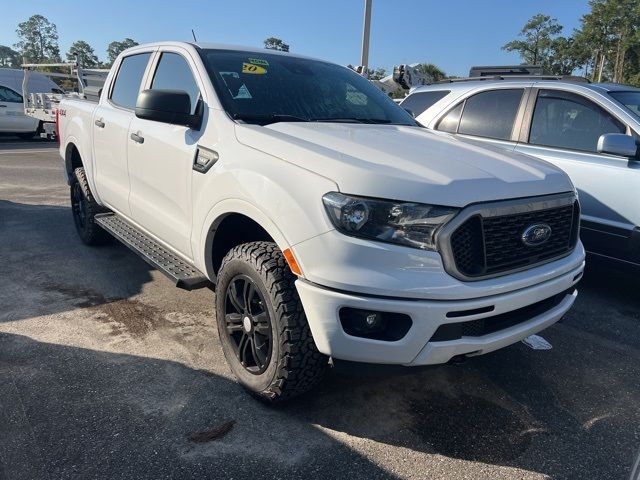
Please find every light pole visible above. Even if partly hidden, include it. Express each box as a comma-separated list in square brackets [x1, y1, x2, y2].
[360, 0, 372, 76]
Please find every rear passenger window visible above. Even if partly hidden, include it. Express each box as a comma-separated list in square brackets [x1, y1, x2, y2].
[458, 89, 524, 140]
[151, 52, 201, 114]
[110, 53, 152, 109]
[437, 102, 463, 133]
[529, 89, 625, 152]
[401, 90, 450, 116]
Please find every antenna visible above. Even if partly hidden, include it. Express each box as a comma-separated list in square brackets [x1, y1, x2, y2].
[191, 29, 198, 42]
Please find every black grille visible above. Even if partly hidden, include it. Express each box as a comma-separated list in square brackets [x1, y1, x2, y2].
[449, 201, 579, 278]
[430, 287, 575, 342]
[450, 216, 484, 276]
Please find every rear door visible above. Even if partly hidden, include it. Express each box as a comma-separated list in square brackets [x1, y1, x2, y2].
[401, 90, 450, 118]
[515, 88, 640, 260]
[431, 87, 530, 152]
[126, 48, 204, 258]
[93, 51, 154, 216]
[0, 86, 39, 133]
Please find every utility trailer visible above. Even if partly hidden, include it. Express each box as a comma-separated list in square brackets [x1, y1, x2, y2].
[350, 63, 436, 99]
[375, 64, 435, 94]
[21, 61, 108, 139]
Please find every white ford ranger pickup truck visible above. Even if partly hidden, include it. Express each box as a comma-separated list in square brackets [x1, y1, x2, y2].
[58, 42, 585, 402]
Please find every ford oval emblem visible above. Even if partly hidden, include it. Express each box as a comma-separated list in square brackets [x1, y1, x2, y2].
[521, 223, 552, 246]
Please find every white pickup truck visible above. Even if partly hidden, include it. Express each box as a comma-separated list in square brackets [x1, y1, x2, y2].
[58, 41, 585, 402]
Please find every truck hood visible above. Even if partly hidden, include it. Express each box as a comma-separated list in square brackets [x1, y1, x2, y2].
[234, 122, 573, 207]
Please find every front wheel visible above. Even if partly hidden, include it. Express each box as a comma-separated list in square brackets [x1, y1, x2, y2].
[215, 242, 328, 403]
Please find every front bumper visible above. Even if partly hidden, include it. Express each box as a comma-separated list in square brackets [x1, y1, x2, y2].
[295, 259, 583, 366]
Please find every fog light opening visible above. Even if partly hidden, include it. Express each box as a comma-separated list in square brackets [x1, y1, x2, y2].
[339, 308, 412, 342]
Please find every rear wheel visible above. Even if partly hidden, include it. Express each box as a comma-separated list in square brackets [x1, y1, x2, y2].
[17, 122, 42, 140]
[215, 242, 328, 403]
[71, 167, 109, 245]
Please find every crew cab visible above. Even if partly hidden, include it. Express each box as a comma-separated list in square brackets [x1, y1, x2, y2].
[58, 42, 585, 402]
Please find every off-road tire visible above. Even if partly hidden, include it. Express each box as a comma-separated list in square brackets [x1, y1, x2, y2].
[71, 167, 109, 245]
[215, 241, 328, 403]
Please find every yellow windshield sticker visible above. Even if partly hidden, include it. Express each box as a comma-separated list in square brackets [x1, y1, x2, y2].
[248, 58, 269, 67]
[242, 62, 267, 74]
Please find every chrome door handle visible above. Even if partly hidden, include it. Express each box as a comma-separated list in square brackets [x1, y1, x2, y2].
[130, 132, 144, 144]
[94, 119, 105, 128]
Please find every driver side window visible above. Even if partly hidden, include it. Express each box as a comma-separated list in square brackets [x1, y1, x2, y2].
[151, 52, 201, 114]
[529, 90, 625, 152]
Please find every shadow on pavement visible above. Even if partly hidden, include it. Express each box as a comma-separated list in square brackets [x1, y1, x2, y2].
[0, 199, 154, 323]
[288, 333, 639, 479]
[284, 257, 640, 479]
[1, 198, 639, 479]
[0, 135, 56, 150]
[580, 255, 640, 305]
[0, 332, 399, 480]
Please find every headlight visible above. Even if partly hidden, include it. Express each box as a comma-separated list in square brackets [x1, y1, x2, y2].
[322, 192, 458, 251]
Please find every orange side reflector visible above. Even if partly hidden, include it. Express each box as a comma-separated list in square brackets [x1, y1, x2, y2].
[283, 248, 303, 277]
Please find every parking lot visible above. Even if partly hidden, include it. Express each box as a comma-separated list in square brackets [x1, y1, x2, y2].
[0, 137, 639, 479]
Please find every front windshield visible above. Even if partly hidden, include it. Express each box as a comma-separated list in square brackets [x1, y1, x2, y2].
[199, 49, 416, 126]
[609, 90, 640, 119]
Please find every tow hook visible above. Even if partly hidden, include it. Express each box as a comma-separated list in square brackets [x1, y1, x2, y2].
[448, 355, 468, 365]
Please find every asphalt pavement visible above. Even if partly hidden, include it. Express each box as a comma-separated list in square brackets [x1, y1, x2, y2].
[1, 135, 639, 479]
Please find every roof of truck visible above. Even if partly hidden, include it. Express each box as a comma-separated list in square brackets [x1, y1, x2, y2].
[122, 41, 319, 62]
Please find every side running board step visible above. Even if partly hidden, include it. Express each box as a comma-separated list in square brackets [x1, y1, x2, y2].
[94, 213, 212, 291]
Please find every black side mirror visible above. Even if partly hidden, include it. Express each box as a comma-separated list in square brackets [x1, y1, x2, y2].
[135, 89, 200, 129]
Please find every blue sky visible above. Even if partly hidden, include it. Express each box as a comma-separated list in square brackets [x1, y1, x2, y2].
[2, 0, 590, 76]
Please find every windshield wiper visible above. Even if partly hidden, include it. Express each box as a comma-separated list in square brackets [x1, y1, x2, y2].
[232, 113, 396, 126]
[313, 117, 392, 124]
[232, 113, 309, 125]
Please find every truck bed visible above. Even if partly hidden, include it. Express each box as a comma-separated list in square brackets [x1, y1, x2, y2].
[58, 96, 99, 170]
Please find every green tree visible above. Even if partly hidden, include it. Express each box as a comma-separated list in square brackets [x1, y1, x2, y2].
[67, 40, 99, 68]
[503, 13, 588, 76]
[14, 14, 60, 62]
[0, 45, 20, 67]
[503, 14, 563, 66]
[624, 42, 640, 86]
[263, 37, 290, 52]
[547, 37, 584, 75]
[415, 63, 447, 82]
[574, 0, 640, 82]
[106, 38, 139, 65]
[367, 67, 387, 80]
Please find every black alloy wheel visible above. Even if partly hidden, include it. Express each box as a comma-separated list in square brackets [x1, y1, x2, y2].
[224, 274, 273, 374]
[215, 242, 328, 402]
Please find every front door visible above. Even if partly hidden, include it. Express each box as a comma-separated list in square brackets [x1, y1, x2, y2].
[93, 51, 153, 217]
[127, 50, 203, 258]
[515, 88, 640, 260]
[0, 86, 39, 133]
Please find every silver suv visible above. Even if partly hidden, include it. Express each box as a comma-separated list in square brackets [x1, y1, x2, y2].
[403, 78, 640, 266]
